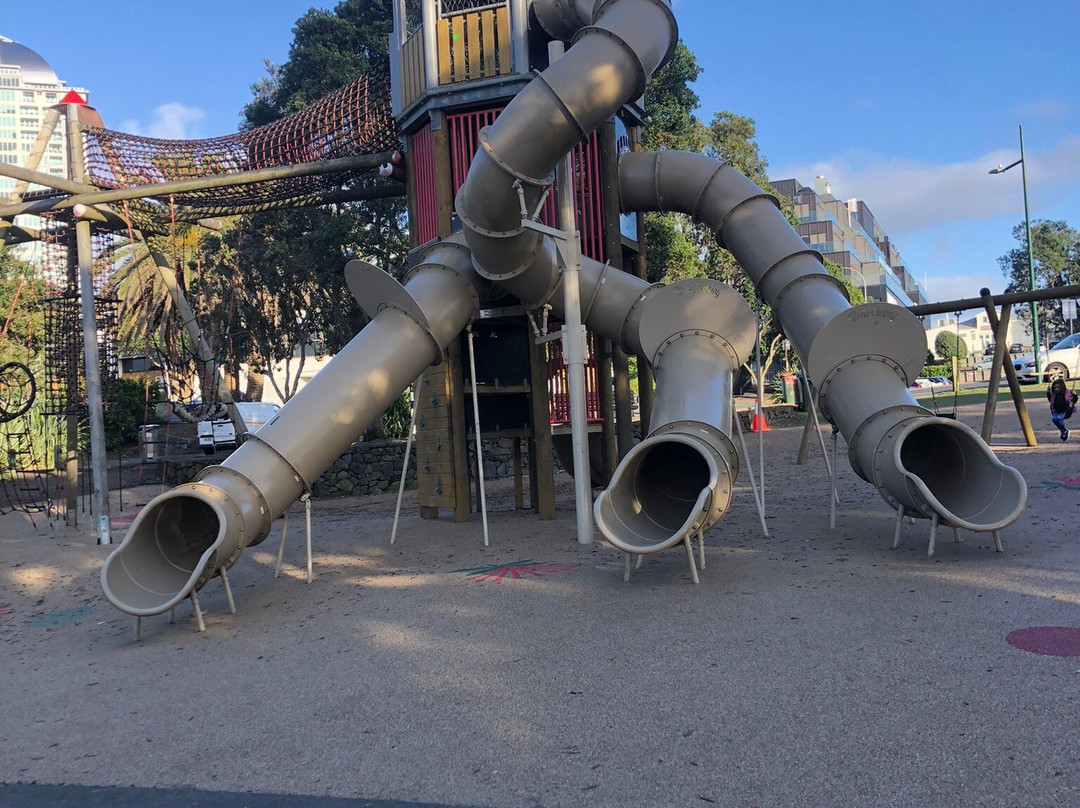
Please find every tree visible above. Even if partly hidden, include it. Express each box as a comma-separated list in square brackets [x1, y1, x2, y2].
[997, 219, 1080, 343]
[233, 0, 409, 401]
[935, 330, 968, 361]
[641, 42, 704, 154]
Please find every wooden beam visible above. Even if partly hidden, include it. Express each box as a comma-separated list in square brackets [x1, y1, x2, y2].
[980, 290, 1037, 447]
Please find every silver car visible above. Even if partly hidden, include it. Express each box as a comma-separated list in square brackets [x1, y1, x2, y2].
[1013, 333, 1080, 383]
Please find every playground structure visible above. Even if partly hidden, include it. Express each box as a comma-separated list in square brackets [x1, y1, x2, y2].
[0, 2, 1027, 621]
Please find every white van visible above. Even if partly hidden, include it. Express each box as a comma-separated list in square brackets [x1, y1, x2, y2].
[198, 401, 282, 454]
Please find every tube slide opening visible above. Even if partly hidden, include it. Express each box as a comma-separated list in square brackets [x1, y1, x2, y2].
[101, 492, 225, 615]
[595, 434, 719, 553]
[635, 442, 710, 532]
[896, 420, 1025, 530]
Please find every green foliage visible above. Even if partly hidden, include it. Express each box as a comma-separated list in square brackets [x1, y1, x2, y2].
[705, 111, 771, 191]
[0, 247, 43, 366]
[378, 389, 413, 440]
[0, 384, 61, 472]
[641, 42, 703, 153]
[230, 0, 408, 400]
[823, 258, 866, 306]
[103, 377, 160, 451]
[997, 219, 1080, 341]
[935, 331, 968, 361]
[922, 363, 951, 378]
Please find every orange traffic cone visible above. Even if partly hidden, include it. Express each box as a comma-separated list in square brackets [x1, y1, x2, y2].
[750, 406, 771, 433]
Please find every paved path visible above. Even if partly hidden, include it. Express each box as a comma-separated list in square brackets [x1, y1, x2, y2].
[2, 402, 1078, 807]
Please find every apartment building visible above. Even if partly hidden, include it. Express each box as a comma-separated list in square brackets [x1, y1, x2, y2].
[771, 175, 928, 307]
[0, 35, 88, 203]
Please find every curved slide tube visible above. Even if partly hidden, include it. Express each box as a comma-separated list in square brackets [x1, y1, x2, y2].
[455, 0, 765, 553]
[102, 0, 1026, 618]
[101, 238, 486, 615]
[618, 150, 1026, 532]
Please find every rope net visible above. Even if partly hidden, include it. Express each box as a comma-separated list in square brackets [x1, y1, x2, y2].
[39, 210, 120, 417]
[80, 63, 398, 225]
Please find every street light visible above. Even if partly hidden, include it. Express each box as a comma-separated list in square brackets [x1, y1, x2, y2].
[989, 124, 1040, 375]
[846, 267, 868, 301]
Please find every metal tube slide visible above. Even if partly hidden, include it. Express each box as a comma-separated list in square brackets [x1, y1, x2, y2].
[101, 239, 484, 616]
[456, 0, 677, 288]
[594, 280, 756, 553]
[618, 150, 1026, 532]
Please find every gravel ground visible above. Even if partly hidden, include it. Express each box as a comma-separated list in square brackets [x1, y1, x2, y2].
[2, 401, 1078, 808]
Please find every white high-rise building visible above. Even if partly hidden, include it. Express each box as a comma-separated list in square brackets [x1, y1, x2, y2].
[0, 35, 89, 200]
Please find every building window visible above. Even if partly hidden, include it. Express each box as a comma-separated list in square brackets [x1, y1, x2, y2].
[0, 77, 19, 87]
[20, 92, 33, 102]
[0, 91, 14, 102]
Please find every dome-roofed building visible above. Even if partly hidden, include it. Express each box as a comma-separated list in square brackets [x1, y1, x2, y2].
[0, 35, 61, 86]
[0, 33, 89, 201]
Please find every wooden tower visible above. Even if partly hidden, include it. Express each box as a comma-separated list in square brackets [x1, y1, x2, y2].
[388, 0, 650, 522]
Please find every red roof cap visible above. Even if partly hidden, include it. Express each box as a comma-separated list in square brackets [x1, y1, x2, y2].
[59, 89, 86, 105]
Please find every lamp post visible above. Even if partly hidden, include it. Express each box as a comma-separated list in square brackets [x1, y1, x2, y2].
[989, 124, 1040, 376]
[846, 267, 868, 301]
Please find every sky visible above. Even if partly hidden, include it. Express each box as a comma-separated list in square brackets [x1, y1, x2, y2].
[3, 0, 1078, 306]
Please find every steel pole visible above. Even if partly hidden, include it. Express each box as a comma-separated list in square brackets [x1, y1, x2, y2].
[67, 103, 111, 544]
[551, 41, 593, 544]
[74, 217, 111, 544]
[1019, 125, 1040, 376]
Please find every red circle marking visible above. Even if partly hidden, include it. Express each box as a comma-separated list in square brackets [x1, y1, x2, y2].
[1006, 626, 1080, 657]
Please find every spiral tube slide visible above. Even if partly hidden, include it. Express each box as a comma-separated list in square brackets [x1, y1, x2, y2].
[618, 150, 1026, 532]
[456, 0, 767, 552]
[101, 238, 486, 616]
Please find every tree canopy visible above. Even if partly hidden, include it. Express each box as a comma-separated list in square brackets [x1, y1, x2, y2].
[935, 330, 968, 362]
[226, 0, 407, 401]
[998, 219, 1080, 343]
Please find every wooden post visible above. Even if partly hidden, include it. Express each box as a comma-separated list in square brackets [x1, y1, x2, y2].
[599, 120, 634, 459]
[512, 437, 524, 509]
[980, 290, 1036, 447]
[527, 330, 556, 520]
[980, 306, 1010, 441]
[628, 126, 653, 435]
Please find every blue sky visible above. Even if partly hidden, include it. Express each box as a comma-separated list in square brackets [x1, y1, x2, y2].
[4, 0, 1078, 305]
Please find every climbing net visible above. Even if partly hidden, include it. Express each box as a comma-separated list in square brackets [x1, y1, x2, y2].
[38, 209, 120, 417]
[80, 63, 398, 227]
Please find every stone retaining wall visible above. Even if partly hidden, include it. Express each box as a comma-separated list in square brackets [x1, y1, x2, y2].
[161, 409, 797, 500]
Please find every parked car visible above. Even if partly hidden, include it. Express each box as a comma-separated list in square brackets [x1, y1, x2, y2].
[1013, 333, 1080, 384]
[198, 401, 282, 454]
[929, 376, 952, 387]
[909, 377, 933, 389]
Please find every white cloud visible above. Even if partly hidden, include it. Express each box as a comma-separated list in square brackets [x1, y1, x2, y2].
[119, 102, 206, 139]
[770, 135, 1080, 236]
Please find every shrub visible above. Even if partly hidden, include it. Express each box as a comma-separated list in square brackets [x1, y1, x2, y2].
[103, 377, 160, 451]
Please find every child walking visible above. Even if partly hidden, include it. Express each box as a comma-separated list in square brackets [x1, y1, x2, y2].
[1047, 378, 1078, 442]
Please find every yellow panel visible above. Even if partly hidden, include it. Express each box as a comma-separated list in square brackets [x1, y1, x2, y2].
[481, 10, 496, 78]
[496, 6, 511, 75]
[451, 16, 466, 82]
[437, 19, 451, 85]
[402, 31, 426, 108]
[464, 12, 478, 81]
